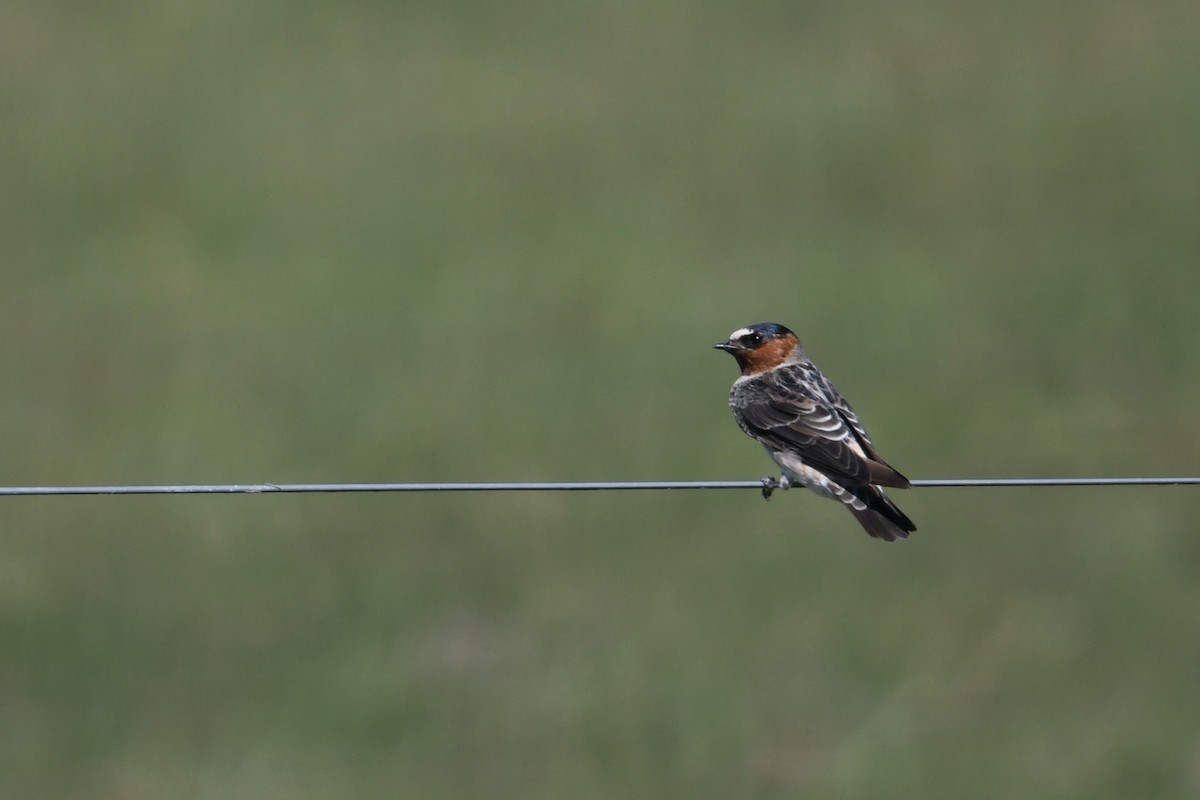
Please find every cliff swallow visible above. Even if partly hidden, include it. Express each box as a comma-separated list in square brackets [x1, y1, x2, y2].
[715, 322, 916, 541]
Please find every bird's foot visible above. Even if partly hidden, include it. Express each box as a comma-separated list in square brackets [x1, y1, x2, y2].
[761, 475, 790, 500]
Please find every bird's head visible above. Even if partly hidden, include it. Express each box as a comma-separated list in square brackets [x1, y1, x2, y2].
[714, 322, 801, 375]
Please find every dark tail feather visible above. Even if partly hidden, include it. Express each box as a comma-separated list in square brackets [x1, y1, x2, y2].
[865, 459, 912, 489]
[848, 486, 916, 542]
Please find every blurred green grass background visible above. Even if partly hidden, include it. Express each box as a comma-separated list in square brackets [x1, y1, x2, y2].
[3, 1, 1200, 797]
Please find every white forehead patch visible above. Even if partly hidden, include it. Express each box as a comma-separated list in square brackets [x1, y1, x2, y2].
[729, 327, 756, 340]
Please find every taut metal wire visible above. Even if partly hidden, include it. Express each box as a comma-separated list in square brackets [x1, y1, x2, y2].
[1, 477, 1198, 496]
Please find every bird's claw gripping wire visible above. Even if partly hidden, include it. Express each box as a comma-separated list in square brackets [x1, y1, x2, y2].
[761, 475, 792, 500]
[761, 476, 779, 500]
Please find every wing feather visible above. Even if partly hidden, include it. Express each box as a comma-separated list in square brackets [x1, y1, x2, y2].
[732, 366, 910, 489]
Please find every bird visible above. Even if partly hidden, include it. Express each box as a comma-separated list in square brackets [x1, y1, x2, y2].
[714, 322, 916, 542]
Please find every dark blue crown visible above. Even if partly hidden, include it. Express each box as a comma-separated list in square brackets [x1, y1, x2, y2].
[747, 322, 794, 339]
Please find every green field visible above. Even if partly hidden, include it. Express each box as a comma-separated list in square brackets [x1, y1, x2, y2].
[3, 2, 1199, 797]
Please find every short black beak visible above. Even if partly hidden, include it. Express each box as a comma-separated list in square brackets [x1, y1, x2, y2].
[713, 342, 738, 352]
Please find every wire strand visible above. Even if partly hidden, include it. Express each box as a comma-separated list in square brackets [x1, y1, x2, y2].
[1, 477, 1199, 496]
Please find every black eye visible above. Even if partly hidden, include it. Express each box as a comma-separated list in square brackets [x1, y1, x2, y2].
[743, 332, 764, 347]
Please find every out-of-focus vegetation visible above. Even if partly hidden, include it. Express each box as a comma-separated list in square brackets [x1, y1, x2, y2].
[2, 2, 1199, 797]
